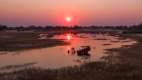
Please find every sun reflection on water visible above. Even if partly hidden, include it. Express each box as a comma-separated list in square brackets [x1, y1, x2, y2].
[67, 34, 71, 40]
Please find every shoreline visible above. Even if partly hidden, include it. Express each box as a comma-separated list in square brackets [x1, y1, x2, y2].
[0, 33, 142, 80]
[0, 32, 69, 51]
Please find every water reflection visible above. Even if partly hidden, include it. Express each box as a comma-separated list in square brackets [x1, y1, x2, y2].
[67, 34, 71, 40]
[0, 33, 137, 70]
[74, 55, 91, 64]
[67, 46, 91, 63]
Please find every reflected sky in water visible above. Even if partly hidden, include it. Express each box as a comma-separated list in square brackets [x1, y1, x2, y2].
[0, 33, 137, 71]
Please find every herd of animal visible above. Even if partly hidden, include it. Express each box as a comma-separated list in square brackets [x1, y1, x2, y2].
[67, 46, 91, 56]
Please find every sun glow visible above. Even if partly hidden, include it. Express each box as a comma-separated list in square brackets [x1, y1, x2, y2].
[66, 16, 72, 22]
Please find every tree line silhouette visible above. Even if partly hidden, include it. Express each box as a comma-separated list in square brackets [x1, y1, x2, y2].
[0, 23, 142, 33]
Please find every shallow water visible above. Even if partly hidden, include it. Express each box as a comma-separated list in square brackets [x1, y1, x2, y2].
[0, 33, 136, 72]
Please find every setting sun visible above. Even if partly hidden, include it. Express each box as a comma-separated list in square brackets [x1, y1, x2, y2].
[65, 16, 72, 22]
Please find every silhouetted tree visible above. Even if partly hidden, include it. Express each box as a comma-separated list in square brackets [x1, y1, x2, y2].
[0, 25, 7, 31]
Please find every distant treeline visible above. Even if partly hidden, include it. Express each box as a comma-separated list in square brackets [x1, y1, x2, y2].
[0, 23, 142, 33]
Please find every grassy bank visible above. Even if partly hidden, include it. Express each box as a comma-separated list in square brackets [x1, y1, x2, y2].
[0, 62, 139, 80]
[0, 33, 142, 80]
[0, 32, 68, 51]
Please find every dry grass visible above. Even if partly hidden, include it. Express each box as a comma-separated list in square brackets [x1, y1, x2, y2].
[0, 32, 68, 51]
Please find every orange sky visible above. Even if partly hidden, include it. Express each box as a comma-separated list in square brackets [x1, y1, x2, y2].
[0, 0, 142, 26]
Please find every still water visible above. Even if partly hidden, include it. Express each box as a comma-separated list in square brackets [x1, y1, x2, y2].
[0, 33, 136, 71]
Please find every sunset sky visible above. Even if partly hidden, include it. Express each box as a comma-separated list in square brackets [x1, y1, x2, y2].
[0, 0, 142, 26]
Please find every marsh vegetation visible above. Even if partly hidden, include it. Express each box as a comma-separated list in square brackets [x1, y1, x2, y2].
[0, 24, 142, 80]
[0, 32, 68, 51]
[0, 32, 141, 80]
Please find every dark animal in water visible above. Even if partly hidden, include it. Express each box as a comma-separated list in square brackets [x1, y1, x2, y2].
[68, 48, 76, 54]
[77, 46, 91, 55]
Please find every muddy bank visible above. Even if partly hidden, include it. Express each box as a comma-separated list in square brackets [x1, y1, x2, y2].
[0, 32, 68, 51]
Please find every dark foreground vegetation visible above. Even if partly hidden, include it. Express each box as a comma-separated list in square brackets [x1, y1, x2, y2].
[1, 62, 140, 80]
[0, 34, 141, 80]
